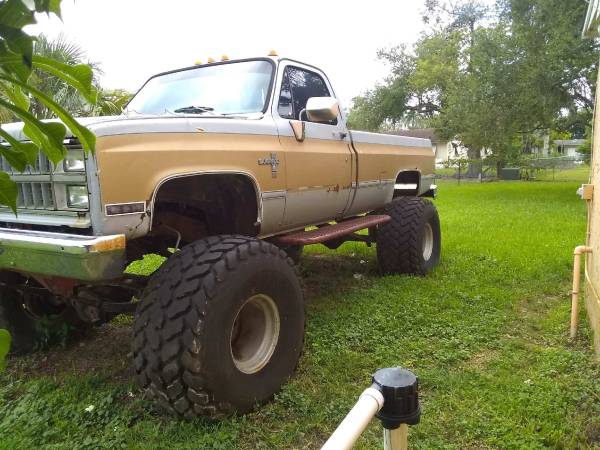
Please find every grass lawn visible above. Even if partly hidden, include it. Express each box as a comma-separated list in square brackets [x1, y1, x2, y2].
[435, 164, 591, 183]
[1, 179, 599, 449]
[534, 165, 591, 182]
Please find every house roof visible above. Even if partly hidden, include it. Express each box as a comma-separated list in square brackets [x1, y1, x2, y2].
[554, 139, 585, 146]
[388, 128, 445, 143]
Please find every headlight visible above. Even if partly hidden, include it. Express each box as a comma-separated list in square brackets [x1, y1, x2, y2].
[63, 150, 85, 172]
[67, 185, 89, 209]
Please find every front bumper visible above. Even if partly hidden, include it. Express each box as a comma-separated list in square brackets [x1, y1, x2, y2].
[0, 228, 126, 281]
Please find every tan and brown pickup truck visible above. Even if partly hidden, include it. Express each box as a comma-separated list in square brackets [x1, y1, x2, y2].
[0, 55, 440, 417]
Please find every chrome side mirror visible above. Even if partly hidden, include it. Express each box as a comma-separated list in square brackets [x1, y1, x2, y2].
[305, 96, 339, 123]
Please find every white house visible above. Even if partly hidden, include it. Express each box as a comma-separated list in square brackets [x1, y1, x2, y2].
[393, 130, 585, 162]
[390, 128, 469, 165]
[553, 139, 586, 160]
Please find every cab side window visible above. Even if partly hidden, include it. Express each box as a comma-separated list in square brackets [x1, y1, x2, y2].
[278, 66, 334, 123]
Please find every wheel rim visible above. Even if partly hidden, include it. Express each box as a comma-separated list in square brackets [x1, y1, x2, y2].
[230, 294, 280, 374]
[422, 222, 434, 261]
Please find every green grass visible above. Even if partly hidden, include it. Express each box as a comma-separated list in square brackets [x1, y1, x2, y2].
[533, 165, 591, 182]
[436, 164, 590, 184]
[434, 167, 457, 177]
[1, 180, 599, 449]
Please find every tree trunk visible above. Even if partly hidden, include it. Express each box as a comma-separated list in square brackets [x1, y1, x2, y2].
[467, 147, 481, 159]
[467, 147, 482, 178]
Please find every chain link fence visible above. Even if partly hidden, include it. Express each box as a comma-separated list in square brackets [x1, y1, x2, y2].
[435, 156, 590, 183]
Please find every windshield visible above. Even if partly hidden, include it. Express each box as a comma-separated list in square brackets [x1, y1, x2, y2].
[126, 60, 274, 115]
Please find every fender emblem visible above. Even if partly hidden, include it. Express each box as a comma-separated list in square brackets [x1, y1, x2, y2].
[258, 152, 280, 178]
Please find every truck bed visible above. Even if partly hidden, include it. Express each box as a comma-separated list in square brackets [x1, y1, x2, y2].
[349, 130, 435, 176]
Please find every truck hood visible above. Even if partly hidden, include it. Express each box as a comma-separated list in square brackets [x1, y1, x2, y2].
[0, 115, 125, 142]
[0, 112, 270, 142]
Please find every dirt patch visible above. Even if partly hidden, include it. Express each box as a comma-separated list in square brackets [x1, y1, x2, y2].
[585, 418, 600, 446]
[461, 349, 499, 370]
[300, 253, 376, 300]
[7, 322, 133, 382]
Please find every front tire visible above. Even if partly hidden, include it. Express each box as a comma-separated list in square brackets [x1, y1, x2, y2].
[132, 235, 305, 418]
[282, 245, 303, 265]
[376, 197, 441, 275]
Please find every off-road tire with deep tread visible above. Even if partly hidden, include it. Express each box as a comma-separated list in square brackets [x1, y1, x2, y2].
[376, 196, 441, 275]
[132, 235, 305, 418]
[283, 245, 303, 265]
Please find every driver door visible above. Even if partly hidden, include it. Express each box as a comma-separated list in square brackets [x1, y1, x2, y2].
[273, 62, 353, 229]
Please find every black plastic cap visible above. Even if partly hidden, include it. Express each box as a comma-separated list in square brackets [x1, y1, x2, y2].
[372, 367, 420, 429]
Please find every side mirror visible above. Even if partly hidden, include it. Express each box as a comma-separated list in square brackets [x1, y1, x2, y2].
[305, 96, 339, 123]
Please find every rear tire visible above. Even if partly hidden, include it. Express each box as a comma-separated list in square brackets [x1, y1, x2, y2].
[132, 235, 305, 418]
[376, 197, 441, 275]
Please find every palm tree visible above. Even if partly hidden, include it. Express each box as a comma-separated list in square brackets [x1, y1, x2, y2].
[91, 88, 133, 116]
[29, 34, 132, 119]
[30, 34, 103, 119]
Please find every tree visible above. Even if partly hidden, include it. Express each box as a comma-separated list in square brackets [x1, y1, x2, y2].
[92, 88, 132, 116]
[30, 34, 132, 118]
[347, 33, 463, 131]
[29, 33, 101, 119]
[0, 0, 97, 212]
[423, 0, 490, 31]
[506, 0, 598, 136]
[0, 0, 98, 363]
[347, 0, 599, 163]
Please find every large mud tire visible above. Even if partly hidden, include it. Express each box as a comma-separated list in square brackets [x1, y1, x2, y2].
[132, 235, 305, 418]
[376, 197, 441, 275]
[283, 245, 303, 265]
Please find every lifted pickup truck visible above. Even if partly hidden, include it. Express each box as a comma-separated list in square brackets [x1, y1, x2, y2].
[0, 55, 440, 418]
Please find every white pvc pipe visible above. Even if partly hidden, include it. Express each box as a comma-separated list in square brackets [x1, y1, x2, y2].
[321, 387, 384, 450]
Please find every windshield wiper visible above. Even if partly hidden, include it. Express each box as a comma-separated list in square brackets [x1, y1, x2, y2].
[173, 105, 215, 114]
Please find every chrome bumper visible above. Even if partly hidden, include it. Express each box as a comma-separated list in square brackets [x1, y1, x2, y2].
[0, 228, 126, 281]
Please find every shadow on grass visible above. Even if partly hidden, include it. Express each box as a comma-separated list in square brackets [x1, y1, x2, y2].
[6, 251, 375, 383]
[299, 251, 378, 300]
[6, 323, 132, 383]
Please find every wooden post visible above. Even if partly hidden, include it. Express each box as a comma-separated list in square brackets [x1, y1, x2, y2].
[384, 424, 408, 450]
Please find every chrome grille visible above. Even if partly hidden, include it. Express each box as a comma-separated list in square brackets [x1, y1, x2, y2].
[0, 137, 85, 212]
[16, 182, 55, 209]
[0, 150, 53, 175]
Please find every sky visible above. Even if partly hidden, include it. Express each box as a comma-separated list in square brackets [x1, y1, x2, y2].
[27, 0, 429, 107]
